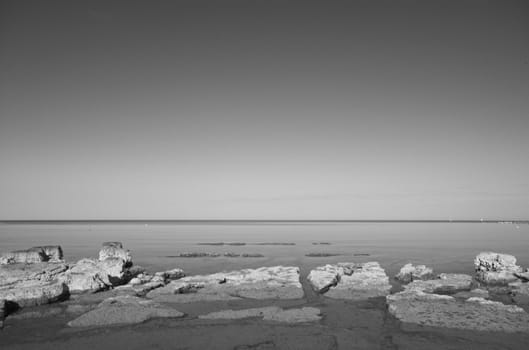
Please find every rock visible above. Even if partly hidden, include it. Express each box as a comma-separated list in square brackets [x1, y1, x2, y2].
[387, 290, 529, 332]
[515, 270, 529, 282]
[509, 281, 529, 305]
[63, 258, 127, 293]
[452, 288, 489, 300]
[0, 247, 46, 264]
[0, 262, 68, 286]
[387, 271, 529, 332]
[147, 266, 303, 302]
[307, 262, 391, 300]
[199, 306, 321, 323]
[474, 252, 522, 285]
[154, 268, 185, 281]
[241, 253, 265, 258]
[67, 295, 184, 327]
[403, 273, 473, 294]
[129, 277, 142, 285]
[0, 263, 69, 308]
[99, 242, 132, 266]
[166, 252, 221, 258]
[305, 253, 341, 257]
[0, 299, 5, 328]
[0, 279, 68, 308]
[41, 246, 64, 262]
[224, 252, 241, 257]
[395, 263, 434, 284]
[0, 246, 64, 265]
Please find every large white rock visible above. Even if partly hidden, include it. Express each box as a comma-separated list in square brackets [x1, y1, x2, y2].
[63, 258, 127, 293]
[147, 266, 303, 302]
[67, 295, 184, 327]
[395, 263, 434, 284]
[307, 262, 391, 300]
[474, 252, 522, 285]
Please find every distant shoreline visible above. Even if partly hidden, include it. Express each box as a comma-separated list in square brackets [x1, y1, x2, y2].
[1, 219, 528, 225]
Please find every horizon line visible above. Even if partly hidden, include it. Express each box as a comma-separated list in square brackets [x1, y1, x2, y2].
[1, 219, 528, 224]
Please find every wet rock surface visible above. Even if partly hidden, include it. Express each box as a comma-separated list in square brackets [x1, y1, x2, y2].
[68, 295, 184, 327]
[395, 263, 434, 283]
[307, 262, 391, 300]
[387, 272, 529, 333]
[199, 306, 321, 323]
[147, 266, 303, 303]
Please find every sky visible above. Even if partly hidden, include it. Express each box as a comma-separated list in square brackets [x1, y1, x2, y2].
[0, 0, 528, 220]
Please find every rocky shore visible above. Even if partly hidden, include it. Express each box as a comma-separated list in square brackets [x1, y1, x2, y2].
[1, 245, 529, 336]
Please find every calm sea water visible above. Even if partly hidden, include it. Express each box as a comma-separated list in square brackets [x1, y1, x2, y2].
[0, 222, 528, 279]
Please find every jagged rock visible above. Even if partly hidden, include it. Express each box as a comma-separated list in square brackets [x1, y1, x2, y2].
[67, 295, 184, 327]
[147, 266, 303, 303]
[0, 262, 68, 286]
[474, 252, 522, 285]
[307, 262, 391, 300]
[41, 246, 64, 262]
[387, 290, 529, 332]
[99, 242, 132, 266]
[0, 279, 68, 308]
[199, 306, 321, 323]
[63, 258, 127, 293]
[395, 263, 434, 283]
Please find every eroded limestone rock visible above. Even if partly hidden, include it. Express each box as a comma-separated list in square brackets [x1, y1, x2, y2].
[147, 266, 303, 303]
[307, 262, 391, 300]
[474, 252, 522, 285]
[0, 246, 63, 265]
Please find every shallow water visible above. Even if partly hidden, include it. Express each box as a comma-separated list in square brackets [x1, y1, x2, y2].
[1, 222, 528, 349]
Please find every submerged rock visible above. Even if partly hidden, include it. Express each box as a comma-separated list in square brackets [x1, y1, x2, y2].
[0, 246, 63, 265]
[147, 266, 303, 303]
[395, 263, 434, 284]
[199, 306, 321, 323]
[67, 295, 184, 327]
[307, 262, 391, 300]
[509, 281, 529, 305]
[474, 252, 522, 285]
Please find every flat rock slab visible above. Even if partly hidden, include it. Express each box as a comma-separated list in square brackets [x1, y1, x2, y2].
[68, 295, 184, 327]
[147, 266, 303, 303]
[0, 263, 68, 287]
[307, 262, 391, 300]
[0, 279, 68, 308]
[388, 292, 529, 333]
[199, 306, 321, 323]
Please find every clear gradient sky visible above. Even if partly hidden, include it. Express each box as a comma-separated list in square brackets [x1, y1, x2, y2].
[0, 0, 528, 220]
